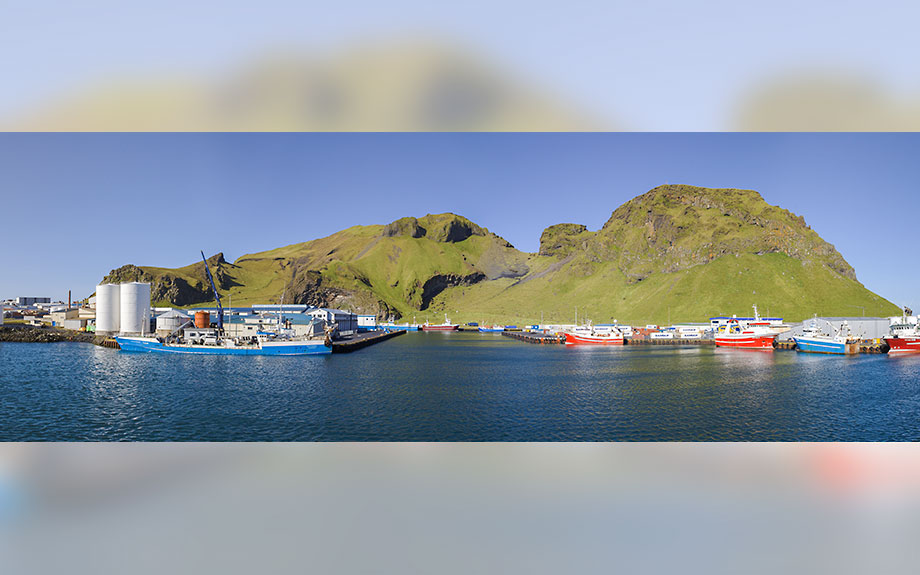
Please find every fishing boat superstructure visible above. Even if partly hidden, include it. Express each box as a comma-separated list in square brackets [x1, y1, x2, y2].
[564, 324, 626, 345]
[714, 305, 777, 350]
[884, 307, 920, 353]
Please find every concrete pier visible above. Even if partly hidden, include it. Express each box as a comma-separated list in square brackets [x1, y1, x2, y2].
[626, 337, 715, 346]
[501, 331, 565, 344]
[332, 329, 406, 353]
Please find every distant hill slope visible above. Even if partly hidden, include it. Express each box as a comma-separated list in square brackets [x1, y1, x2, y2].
[100, 186, 898, 324]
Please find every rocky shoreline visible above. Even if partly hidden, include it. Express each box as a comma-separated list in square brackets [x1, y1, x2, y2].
[0, 324, 101, 344]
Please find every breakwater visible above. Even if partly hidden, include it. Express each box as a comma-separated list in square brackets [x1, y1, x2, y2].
[0, 324, 98, 344]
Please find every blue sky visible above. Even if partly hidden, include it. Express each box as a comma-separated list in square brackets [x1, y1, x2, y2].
[1, 133, 917, 311]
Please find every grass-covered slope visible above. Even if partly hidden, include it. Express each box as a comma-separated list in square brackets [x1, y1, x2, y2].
[101, 214, 529, 319]
[99, 185, 899, 324]
[428, 185, 897, 324]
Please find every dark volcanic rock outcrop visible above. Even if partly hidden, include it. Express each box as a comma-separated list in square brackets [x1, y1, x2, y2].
[418, 272, 486, 310]
[539, 223, 593, 257]
[100, 253, 239, 306]
[383, 217, 427, 238]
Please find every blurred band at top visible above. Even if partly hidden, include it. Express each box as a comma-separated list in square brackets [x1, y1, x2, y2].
[2, 1, 917, 131]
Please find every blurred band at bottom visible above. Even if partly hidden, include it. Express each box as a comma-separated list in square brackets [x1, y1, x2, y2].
[2, 443, 919, 574]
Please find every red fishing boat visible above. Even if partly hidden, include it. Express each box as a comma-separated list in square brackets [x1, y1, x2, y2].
[884, 308, 920, 353]
[714, 305, 777, 350]
[564, 326, 625, 345]
[421, 315, 459, 331]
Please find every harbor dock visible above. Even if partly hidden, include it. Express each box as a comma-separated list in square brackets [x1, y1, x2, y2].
[332, 329, 406, 353]
[626, 337, 715, 346]
[501, 331, 565, 344]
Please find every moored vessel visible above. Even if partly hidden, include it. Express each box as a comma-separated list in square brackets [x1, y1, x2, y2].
[793, 317, 860, 355]
[884, 308, 920, 353]
[478, 325, 505, 333]
[564, 325, 625, 345]
[714, 305, 777, 350]
[421, 315, 459, 331]
[116, 334, 331, 355]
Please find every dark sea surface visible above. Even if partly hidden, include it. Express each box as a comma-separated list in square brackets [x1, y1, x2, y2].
[1, 332, 918, 441]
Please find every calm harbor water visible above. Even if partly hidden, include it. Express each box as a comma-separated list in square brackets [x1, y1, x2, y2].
[1, 332, 918, 441]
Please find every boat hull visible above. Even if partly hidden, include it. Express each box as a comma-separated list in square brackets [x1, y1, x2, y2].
[714, 335, 775, 349]
[116, 336, 331, 355]
[564, 333, 624, 345]
[793, 337, 854, 355]
[884, 337, 920, 353]
[381, 325, 419, 332]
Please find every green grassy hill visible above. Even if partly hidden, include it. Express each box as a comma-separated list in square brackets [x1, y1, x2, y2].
[99, 185, 899, 324]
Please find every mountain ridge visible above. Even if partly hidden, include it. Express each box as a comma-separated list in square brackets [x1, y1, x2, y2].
[99, 185, 898, 323]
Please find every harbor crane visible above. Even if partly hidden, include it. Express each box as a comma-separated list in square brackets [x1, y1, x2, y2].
[201, 251, 224, 331]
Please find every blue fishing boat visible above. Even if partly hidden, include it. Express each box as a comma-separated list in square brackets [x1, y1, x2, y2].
[478, 326, 504, 333]
[793, 318, 859, 355]
[380, 323, 419, 332]
[116, 335, 331, 355]
[116, 251, 332, 356]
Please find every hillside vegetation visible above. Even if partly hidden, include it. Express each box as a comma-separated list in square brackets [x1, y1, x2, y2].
[99, 185, 899, 324]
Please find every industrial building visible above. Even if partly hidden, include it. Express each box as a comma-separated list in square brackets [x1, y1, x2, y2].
[357, 315, 377, 331]
[777, 317, 892, 341]
[306, 308, 358, 335]
[251, 304, 310, 313]
[49, 309, 80, 325]
[222, 313, 326, 339]
[14, 297, 51, 306]
[709, 315, 785, 329]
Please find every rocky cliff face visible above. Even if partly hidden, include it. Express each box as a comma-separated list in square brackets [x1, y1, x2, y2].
[100, 253, 238, 307]
[539, 223, 594, 257]
[551, 184, 857, 283]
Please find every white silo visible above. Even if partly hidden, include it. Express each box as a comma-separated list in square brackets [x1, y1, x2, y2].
[156, 309, 189, 336]
[95, 283, 121, 335]
[119, 282, 151, 335]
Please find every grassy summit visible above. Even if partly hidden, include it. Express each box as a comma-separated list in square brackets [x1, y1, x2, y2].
[100, 186, 898, 324]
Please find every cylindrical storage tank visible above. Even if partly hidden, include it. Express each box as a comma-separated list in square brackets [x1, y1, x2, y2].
[119, 282, 151, 335]
[156, 310, 189, 336]
[95, 284, 121, 335]
[194, 311, 211, 329]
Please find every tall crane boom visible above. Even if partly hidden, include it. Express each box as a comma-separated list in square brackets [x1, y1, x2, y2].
[201, 251, 224, 330]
